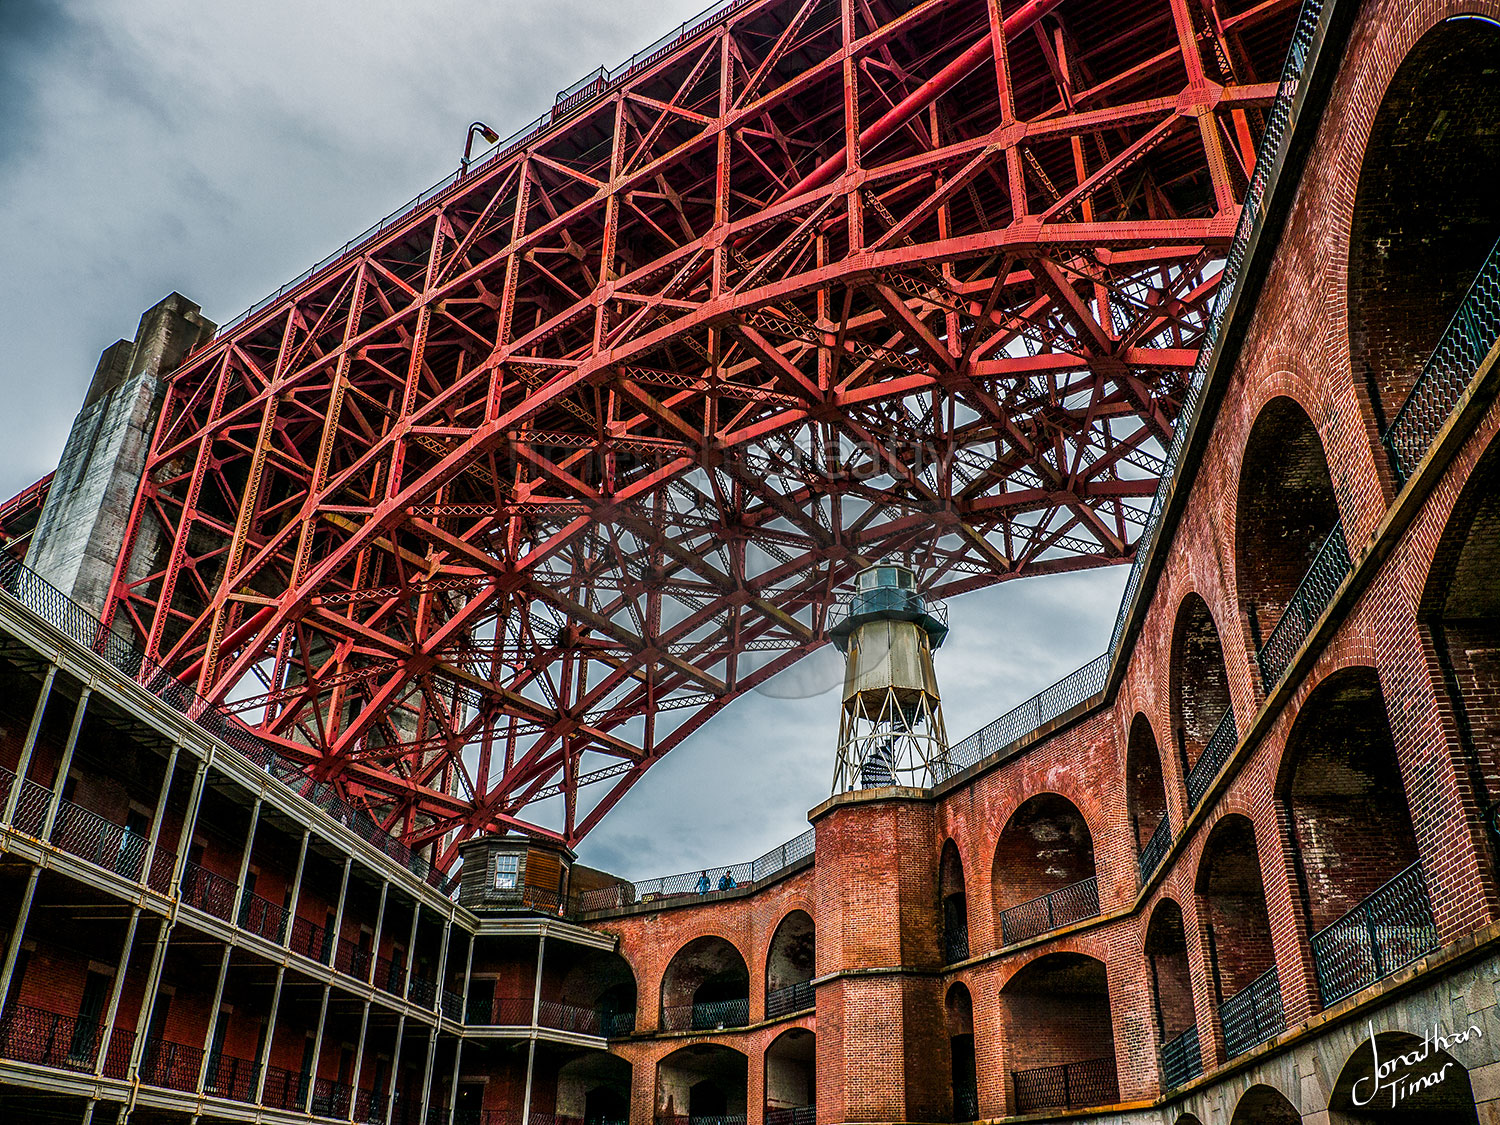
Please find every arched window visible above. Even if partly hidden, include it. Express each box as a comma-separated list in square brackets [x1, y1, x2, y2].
[1171, 594, 1234, 807]
[660, 936, 749, 1031]
[656, 1044, 747, 1122]
[939, 840, 969, 962]
[1349, 18, 1500, 432]
[765, 1028, 816, 1125]
[1001, 954, 1117, 1114]
[765, 911, 815, 1018]
[1146, 899, 1200, 1089]
[992, 795, 1098, 944]
[1127, 714, 1171, 882]
[1196, 815, 1281, 1059]
[1330, 1030, 1479, 1124]
[946, 983, 978, 1121]
[556, 1053, 632, 1125]
[1236, 398, 1344, 687]
[1281, 667, 1436, 1006]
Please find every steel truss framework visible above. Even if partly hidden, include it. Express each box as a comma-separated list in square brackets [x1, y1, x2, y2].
[101, 0, 1296, 861]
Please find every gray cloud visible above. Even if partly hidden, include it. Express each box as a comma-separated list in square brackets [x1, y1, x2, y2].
[2, 0, 1128, 881]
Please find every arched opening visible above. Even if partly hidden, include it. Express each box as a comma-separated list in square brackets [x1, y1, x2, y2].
[557, 1052, 632, 1125]
[1128, 714, 1172, 882]
[940, 840, 970, 962]
[765, 1028, 816, 1125]
[558, 948, 638, 1038]
[1176, 1117, 1205, 1125]
[1237, 397, 1344, 685]
[1329, 1029, 1479, 1123]
[1146, 899, 1201, 1088]
[946, 983, 978, 1121]
[1349, 18, 1500, 431]
[1423, 437, 1500, 870]
[765, 911, 815, 1019]
[992, 794, 1099, 944]
[1001, 953, 1117, 1114]
[1281, 667, 1436, 1006]
[1230, 1084, 1300, 1125]
[1197, 815, 1282, 1059]
[660, 936, 749, 1032]
[1171, 594, 1235, 806]
[656, 1044, 747, 1123]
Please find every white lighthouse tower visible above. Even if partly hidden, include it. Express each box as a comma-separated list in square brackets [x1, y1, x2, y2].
[829, 563, 950, 791]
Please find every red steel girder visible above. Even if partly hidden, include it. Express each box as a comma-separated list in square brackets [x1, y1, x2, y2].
[102, 0, 1297, 862]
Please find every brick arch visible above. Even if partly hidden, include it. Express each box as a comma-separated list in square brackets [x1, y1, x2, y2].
[999, 952, 1118, 1114]
[1127, 712, 1171, 862]
[946, 982, 978, 1121]
[659, 934, 750, 1033]
[764, 909, 814, 1018]
[656, 1042, 748, 1120]
[1347, 14, 1500, 434]
[556, 1051, 632, 1124]
[1169, 593, 1234, 788]
[1145, 897, 1196, 1046]
[991, 793, 1099, 945]
[764, 1027, 816, 1123]
[1235, 396, 1342, 661]
[1196, 814, 1279, 1056]
[940, 839, 970, 963]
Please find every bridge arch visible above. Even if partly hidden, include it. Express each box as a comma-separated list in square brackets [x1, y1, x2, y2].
[1348, 16, 1500, 431]
[1229, 1084, 1299, 1125]
[1330, 1029, 1479, 1123]
[1145, 898, 1197, 1064]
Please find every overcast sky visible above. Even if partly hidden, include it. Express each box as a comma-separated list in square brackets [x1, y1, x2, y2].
[0, 0, 1126, 880]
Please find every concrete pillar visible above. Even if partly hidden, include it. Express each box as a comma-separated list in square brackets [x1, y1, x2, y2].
[25, 293, 215, 615]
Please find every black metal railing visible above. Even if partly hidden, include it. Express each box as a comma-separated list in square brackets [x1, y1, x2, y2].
[574, 828, 815, 914]
[237, 889, 288, 943]
[180, 860, 238, 921]
[202, 1050, 262, 1102]
[441, 988, 465, 1021]
[375, 953, 407, 996]
[334, 935, 373, 979]
[999, 876, 1100, 945]
[1138, 814, 1172, 885]
[655, 1117, 748, 1125]
[1012, 1056, 1119, 1113]
[940, 653, 1110, 779]
[943, 924, 970, 964]
[1220, 965, 1285, 1058]
[0, 552, 444, 889]
[261, 1065, 312, 1111]
[407, 974, 437, 1008]
[1108, 0, 1330, 659]
[767, 980, 814, 1019]
[5, 773, 51, 837]
[766, 1107, 815, 1125]
[537, 999, 607, 1035]
[48, 798, 149, 880]
[1185, 708, 1238, 809]
[1256, 521, 1351, 690]
[1383, 237, 1500, 482]
[953, 1084, 979, 1122]
[139, 1037, 205, 1092]
[661, 996, 751, 1031]
[1311, 861, 1438, 1006]
[309, 1076, 354, 1118]
[288, 914, 332, 963]
[0, 1004, 131, 1076]
[601, 1009, 637, 1037]
[1159, 1025, 1202, 1089]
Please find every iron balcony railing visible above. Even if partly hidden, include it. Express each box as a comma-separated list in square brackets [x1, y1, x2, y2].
[939, 653, 1110, 780]
[661, 996, 751, 1032]
[140, 1037, 206, 1092]
[1185, 707, 1238, 809]
[261, 1065, 312, 1111]
[334, 935, 374, 980]
[574, 828, 814, 914]
[238, 889, 288, 944]
[1138, 814, 1172, 885]
[1383, 236, 1500, 483]
[1012, 1056, 1119, 1114]
[1159, 1025, 1202, 1089]
[202, 1050, 262, 1102]
[602, 1009, 637, 1037]
[407, 974, 437, 1008]
[1108, 0, 1330, 659]
[375, 953, 407, 996]
[1255, 521, 1352, 690]
[0, 552, 444, 890]
[765, 1107, 815, 1125]
[954, 1083, 979, 1121]
[49, 798, 150, 880]
[310, 1077, 354, 1118]
[180, 860, 238, 921]
[999, 876, 1100, 945]
[0, 1004, 133, 1077]
[766, 980, 814, 1019]
[1311, 861, 1439, 1006]
[1220, 965, 1286, 1059]
[441, 989, 465, 1021]
[7, 773, 51, 837]
[288, 915, 332, 963]
[655, 1117, 749, 1125]
[943, 924, 970, 964]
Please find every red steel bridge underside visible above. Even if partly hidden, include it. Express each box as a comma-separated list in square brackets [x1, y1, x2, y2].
[96, 0, 1296, 864]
